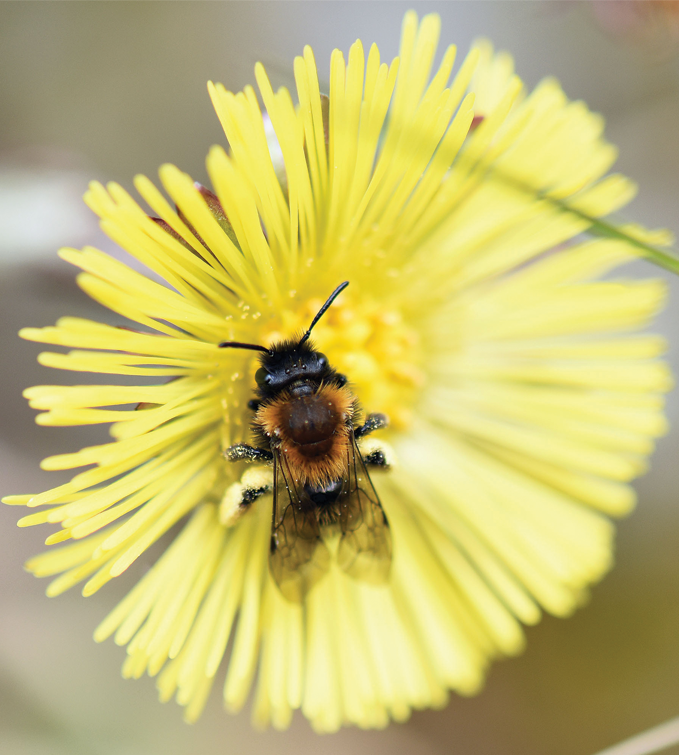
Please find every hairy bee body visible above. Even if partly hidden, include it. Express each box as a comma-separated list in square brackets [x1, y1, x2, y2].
[221, 283, 392, 601]
[252, 344, 356, 490]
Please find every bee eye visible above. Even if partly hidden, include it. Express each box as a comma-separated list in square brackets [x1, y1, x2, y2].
[255, 367, 270, 386]
[316, 353, 328, 368]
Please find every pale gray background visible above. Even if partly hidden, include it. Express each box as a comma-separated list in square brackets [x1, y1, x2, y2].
[1, 3, 678, 755]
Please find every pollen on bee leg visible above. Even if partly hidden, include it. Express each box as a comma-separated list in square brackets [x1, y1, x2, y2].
[358, 437, 396, 470]
[219, 465, 273, 526]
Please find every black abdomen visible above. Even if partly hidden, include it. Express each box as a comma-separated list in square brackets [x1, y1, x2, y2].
[305, 479, 342, 508]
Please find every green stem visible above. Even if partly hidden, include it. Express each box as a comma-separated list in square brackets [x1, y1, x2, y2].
[490, 165, 679, 276]
[550, 199, 679, 277]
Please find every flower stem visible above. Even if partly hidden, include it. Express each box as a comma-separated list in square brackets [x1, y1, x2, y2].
[490, 166, 679, 276]
[551, 201, 679, 277]
[591, 716, 679, 755]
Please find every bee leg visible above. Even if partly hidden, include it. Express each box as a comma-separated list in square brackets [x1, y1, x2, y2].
[247, 399, 261, 411]
[220, 465, 273, 526]
[358, 437, 395, 470]
[355, 412, 389, 439]
[225, 443, 273, 463]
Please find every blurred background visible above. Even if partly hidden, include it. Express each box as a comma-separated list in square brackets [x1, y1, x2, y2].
[1, 2, 679, 754]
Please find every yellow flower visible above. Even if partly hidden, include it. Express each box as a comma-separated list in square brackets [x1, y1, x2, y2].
[3, 11, 673, 732]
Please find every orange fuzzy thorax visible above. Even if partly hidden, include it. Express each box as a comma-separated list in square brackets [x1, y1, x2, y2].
[255, 383, 357, 487]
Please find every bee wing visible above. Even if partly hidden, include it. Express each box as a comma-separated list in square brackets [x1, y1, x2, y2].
[337, 433, 392, 584]
[269, 449, 331, 602]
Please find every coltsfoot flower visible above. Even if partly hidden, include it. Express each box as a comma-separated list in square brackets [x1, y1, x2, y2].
[4, 11, 673, 732]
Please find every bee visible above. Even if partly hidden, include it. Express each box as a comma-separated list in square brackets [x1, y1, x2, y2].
[219, 282, 393, 602]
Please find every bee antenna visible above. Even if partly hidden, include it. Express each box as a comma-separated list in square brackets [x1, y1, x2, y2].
[218, 341, 270, 353]
[298, 281, 349, 345]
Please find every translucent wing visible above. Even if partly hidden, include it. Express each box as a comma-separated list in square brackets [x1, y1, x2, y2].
[269, 449, 331, 602]
[337, 433, 392, 584]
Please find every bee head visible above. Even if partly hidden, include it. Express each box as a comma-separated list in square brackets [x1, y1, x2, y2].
[254, 340, 331, 395]
[219, 281, 349, 396]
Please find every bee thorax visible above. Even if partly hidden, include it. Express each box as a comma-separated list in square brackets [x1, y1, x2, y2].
[254, 382, 356, 487]
[280, 394, 340, 445]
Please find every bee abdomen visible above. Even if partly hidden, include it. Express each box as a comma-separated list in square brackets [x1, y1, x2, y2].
[305, 479, 342, 507]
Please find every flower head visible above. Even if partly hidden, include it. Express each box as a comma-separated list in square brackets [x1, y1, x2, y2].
[4, 12, 672, 732]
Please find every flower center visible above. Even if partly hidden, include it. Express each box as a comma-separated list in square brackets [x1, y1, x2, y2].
[260, 294, 424, 431]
